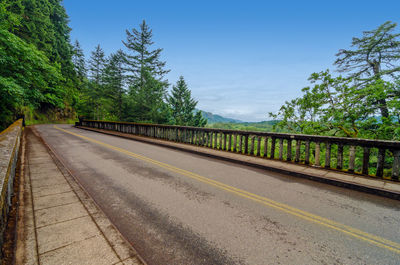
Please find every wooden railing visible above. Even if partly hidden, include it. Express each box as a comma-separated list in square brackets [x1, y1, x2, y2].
[78, 119, 400, 181]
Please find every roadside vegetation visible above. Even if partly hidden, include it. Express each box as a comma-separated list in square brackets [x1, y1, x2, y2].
[270, 22, 400, 141]
[0, 1, 205, 131]
[0, 0, 399, 145]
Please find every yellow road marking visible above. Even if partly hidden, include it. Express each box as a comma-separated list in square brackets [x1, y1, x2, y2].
[54, 125, 400, 254]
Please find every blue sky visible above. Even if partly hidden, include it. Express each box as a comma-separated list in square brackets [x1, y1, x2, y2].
[64, 0, 400, 122]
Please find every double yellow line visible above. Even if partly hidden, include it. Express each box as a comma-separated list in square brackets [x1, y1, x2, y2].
[54, 125, 400, 254]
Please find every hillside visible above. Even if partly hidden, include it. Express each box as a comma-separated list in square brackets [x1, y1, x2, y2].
[197, 110, 243, 123]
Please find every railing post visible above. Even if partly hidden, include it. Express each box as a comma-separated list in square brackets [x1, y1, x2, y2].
[295, 140, 301, 162]
[250, 136, 255, 155]
[223, 133, 227, 150]
[337, 144, 344, 170]
[233, 134, 237, 152]
[362, 147, 370, 175]
[257, 136, 261, 157]
[270, 137, 276, 159]
[325, 142, 331, 168]
[279, 138, 284, 160]
[348, 145, 356, 173]
[392, 150, 400, 181]
[238, 135, 243, 153]
[264, 137, 268, 158]
[304, 141, 310, 164]
[286, 139, 292, 161]
[228, 134, 232, 151]
[376, 148, 385, 178]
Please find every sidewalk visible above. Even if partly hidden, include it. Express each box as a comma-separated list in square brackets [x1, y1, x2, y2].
[77, 126, 400, 200]
[15, 128, 143, 265]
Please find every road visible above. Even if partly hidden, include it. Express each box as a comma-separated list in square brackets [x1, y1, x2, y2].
[34, 124, 400, 265]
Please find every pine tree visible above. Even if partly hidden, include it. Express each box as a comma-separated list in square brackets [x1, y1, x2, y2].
[335, 21, 400, 119]
[88, 44, 106, 119]
[122, 20, 171, 123]
[102, 49, 126, 119]
[168, 76, 206, 126]
[127, 70, 171, 123]
[72, 40, 86, 83]
[123, 20, 170, 87]
[88, 44, 106, 85]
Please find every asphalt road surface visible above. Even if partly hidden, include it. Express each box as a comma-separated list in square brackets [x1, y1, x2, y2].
[34, 124, 400, 265]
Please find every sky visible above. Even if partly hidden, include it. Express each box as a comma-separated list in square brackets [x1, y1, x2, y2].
[64, 0, 400, 122]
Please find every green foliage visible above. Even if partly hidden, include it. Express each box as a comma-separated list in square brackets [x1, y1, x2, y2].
[72, 40, 86, 84]
[122, 20, 171, 123]
[0, 0, 78, 130]
[168, 76, 207, 127]
[335, 21, 400, 83]
[126, 70, 171, 123]
[271, 22, 400, 140]
[123, 20, 169, 86]
[0, 29, 64, 129]
[207, 120, 280, 132]
[102, 50, 126, 119]
[0, 0, 23, 32]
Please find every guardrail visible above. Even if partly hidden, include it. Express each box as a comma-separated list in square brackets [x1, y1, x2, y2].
[0, 119, 23, 254]
[78, 119, 400, 181]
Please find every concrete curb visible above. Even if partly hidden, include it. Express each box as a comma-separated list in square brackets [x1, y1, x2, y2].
[76, 126, 400, 201]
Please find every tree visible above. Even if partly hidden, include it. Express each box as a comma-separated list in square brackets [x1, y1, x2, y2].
[123, 20, 171, 123]
[168, 76, 207, 127]
[123, 20, 170, 88]
[271, 22, 400, 140]
[87, 44, 107, 119]
[72, 40, 86, 84]
[123, 70, 170, 123]
[270, 71, 367, 136]
[102, 49, 126, 119]
[335, 21, 400, 81]
[335, 21, 400, 119]
[0, 29, 64, 129]
[88, 44, 106, 85]
[0, 0, 23, 32]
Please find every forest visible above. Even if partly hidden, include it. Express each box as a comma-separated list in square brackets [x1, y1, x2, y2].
[0, 0, 206, 131]
[1, 1, 400, 142]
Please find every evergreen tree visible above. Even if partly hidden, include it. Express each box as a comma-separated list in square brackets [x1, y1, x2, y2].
[102, 50, 126, 119]
[128, 70, 171, 123]
[72, 40, 86, 84]
[123, 20, 171, 123]
[88, 44, 106, 119]
[0, 0, 23, 32]
[335, 21, 400, 119]
[88, 44, 106, 85]
[168, 76, 206, 127]
[0, 29, 64, 129]
[123, 20, 170, 87]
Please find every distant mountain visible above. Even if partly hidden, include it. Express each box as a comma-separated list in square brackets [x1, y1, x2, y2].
[196, 110, 243, 123]
[239, 120, 280, 126]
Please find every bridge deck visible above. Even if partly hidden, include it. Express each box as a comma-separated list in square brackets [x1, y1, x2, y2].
[23, 124, 400, 265]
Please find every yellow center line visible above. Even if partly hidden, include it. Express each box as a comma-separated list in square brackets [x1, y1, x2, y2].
[54, 125, 400, 254]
